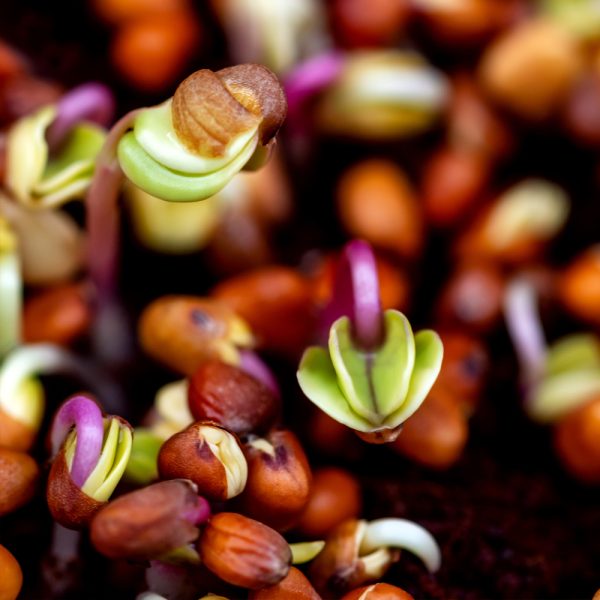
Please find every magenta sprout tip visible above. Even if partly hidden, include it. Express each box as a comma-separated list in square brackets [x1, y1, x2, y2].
[50, 394, 104, 488]
[319, 239, 384, 350]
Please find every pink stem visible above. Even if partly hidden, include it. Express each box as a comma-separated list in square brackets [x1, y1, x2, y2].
[239, 350, 281, 398]
[46, 82, 115, 150]
[284, 51, 346, 118]
[503, 277, 547, 387]
[284, 51, 346, 154]
[318, 239, 384, 350]
[50, 395, 104, 488]
[86, 109, 142, 299]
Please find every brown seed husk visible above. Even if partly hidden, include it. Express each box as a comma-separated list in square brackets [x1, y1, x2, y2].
[90, 479, 202, 560]
[46, 448, 103, 530]
[171, 69, 261, 158]
[217, 64, 287, 145]
[171, 64, 286, 158]
[157, 422, 233, 501]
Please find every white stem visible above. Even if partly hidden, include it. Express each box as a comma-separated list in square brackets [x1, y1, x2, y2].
[0, 343, 125, 416]
[50, 523, 81, 563]
[360, 518, 441, 573]
[0, 249, 21, 359]
[503, 278, 547, 385]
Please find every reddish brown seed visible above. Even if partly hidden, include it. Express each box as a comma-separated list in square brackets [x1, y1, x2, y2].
[157, 422, 247, 501]
[0, 448, 39, 516]
[111, 11, 200, 92]
[295, 468, 362, 538]
[22, 283, 91, 346]
[212, 267, 316, 358]
[90, 479, 203, 560]
[330, 0, 411, 48]
[238, 430, 312, 532]
[558, 246, 600, 327]
[0, 544, 22, 600]
[421, 146, 490, 228]
[436, 262, 505, 333]
[554, 396, 600, 484]
[436, 330, 489, 413]
[337, 159, 424, 260]
[198, 512, 292, 590]
[341, 582, 415, 600]
[188, 360, 279, 435]
[248, 566, 320, 600]
[392, 387, 468, 469]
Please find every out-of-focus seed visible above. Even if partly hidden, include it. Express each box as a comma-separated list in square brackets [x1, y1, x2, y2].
[554, 396, 600, 484]
[337, 159, 423, 260]
[415, 0, 506, 47]
[0, 43, 27, 82]
[23, 283, 90, 346]
[330, 0, 411, 48]
[341, 582, 414, 600]
[392, 386, 468, 469]
[421, 146, 489, 228]
[562, 73, 600, 146]
[479, 18, 583, 120]
[454, 180, 569, 264]
[0, 544, 22, 600]
[436, 262, 505, 333]
[111, 11, 200, 92]
[558, 246, 600, 326]
[296, 467, 362, 538]
[93, 0, 190, 24]
[239, 430, 312, 532]
[138, 296, 253, 376]
[448, 72, 514, 160]
[0, 448, 39, 516]
[0, 75, 62, 126]
[205, 208, 273, 275]
[436, 330, 489, 413]
[212, 267, 315, 358]
[305, 409, 363, 461]
[248, 566, 321, 600]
